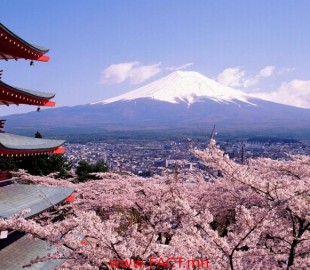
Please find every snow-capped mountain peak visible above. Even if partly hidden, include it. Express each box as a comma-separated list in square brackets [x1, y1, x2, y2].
[95, 70, 253, 106]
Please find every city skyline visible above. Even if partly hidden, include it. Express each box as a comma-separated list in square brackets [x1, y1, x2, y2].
[1, 0, 310, 116]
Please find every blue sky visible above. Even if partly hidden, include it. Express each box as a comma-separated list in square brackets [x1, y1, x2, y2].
[1, 0, 310, 115]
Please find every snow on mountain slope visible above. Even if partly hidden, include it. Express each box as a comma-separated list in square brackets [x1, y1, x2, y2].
[95, 71, 255, 106]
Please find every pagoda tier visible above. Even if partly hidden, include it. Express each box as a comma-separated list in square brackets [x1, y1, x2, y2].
[0, 133, 65, 156]
[0, 22, 72, 269]
[0, 184, 74, 269]
[0, 184, 74, 219]
[0, 232, 65, 270]
[0, 80, 55, 107]
[0, 23, 49, 62]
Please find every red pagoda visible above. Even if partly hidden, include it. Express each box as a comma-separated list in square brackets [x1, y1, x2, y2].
[0, 23, 74, 269]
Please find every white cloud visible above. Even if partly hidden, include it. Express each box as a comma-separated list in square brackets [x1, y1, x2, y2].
[166, 62, 194, 71]
[217, 65, 276, 88]
[253, 79, 310, 108]
[128, 63, 161, 84]
[217, 67, 245, 88]
[100, 62, 137, 84]
[100, 62, 161, 85]
[176, 62, 194, 70]
[278, 67, 296, 75]
[259, 66, 275, 77]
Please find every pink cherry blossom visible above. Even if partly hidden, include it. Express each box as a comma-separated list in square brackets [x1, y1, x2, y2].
[1, 139, 309, 269]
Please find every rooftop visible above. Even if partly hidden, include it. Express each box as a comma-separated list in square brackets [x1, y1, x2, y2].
[0, 133, 65, 156]
[0, 80, 55, 107]
[0, 232, 65, 270]
[0, 184, 74, 219]
[0, 23, 49, 61]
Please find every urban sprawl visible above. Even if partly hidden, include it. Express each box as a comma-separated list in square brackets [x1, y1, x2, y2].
[64, 138, 310, 177]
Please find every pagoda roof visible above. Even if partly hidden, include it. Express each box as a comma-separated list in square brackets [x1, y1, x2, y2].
[0, 23, 49, 62]
[0, 184, 74, 219]
[0, 232, 65, 269]
[0, 80, 55, 107]
[0, 133, 65, 156]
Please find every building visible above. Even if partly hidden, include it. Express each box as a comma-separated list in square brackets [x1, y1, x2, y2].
[0, 22, 74, 269]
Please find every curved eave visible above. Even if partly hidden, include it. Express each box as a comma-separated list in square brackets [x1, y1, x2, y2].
[0, 184, 74, 219]
[0, 133, 65, 156]
[0, 80, 56, 107]
[0, 233, 65, 270]
[0, 23, 49, 62]
[0, 147, 64, 156]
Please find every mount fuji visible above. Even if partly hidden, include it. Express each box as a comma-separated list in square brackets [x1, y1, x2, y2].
[96, 71, 253, 106]
[3, 71, 310, 136]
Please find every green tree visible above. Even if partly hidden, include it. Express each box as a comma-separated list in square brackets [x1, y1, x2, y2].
[0, 156, 17, 171]
[35, 131, 43, 138]
[16, 154, 72, 177]
[76, 159, 108, 182]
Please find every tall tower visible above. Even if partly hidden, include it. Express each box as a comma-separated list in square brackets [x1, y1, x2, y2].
[0, 23, 74, 269]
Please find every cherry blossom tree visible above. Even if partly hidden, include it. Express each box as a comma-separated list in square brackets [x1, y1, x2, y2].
[0, 140, 309, 269]
[193, 140, 310, 269]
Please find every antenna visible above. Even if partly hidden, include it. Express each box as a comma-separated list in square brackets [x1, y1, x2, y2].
[241, 145, 245, 164]
[209, 124, 216, 141]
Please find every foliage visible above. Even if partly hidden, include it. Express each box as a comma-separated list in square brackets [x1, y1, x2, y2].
[75, 159, 108, 182]
[35, 131, 43, 139]
[14, 154, 71, 177]
[1, 140, 310, 269]
[0, 156, 17, 171]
